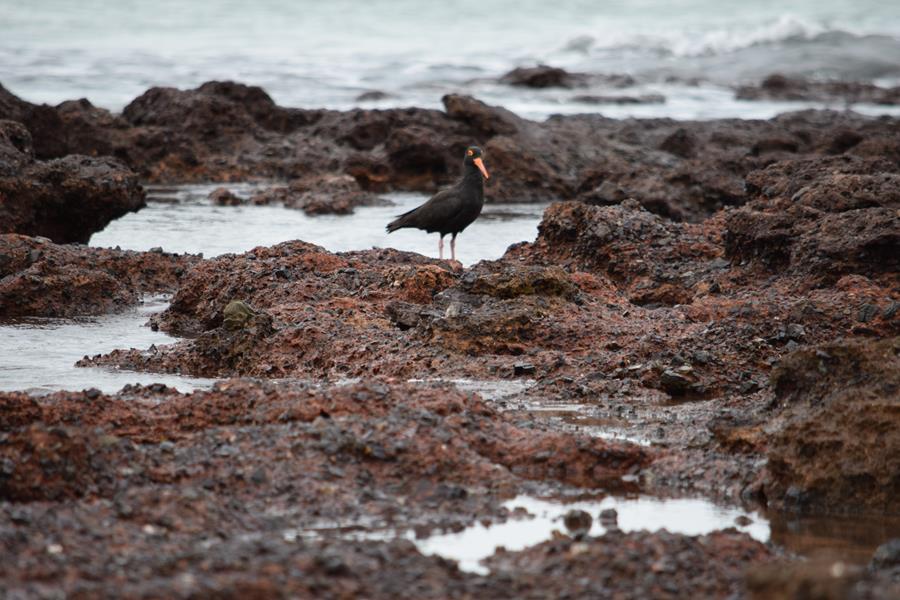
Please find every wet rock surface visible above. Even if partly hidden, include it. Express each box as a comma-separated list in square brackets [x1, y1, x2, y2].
[4, 81, 900, 222]
[499, 64, 588, 89]
[0, 234, 199, 318]
[80, 184, 897, 512]
[725, 155, 900, 281]
[248, 173, 388, 215]
[486, 529, 771, 599]
[0, 380, 661, 597]
[0, 120, 146, 243]
[2, 78, 900, 596]
[736, 73, 900, 105]
[763, 337, 900, 516]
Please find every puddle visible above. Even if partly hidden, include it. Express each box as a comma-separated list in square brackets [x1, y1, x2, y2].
[0, 296, 215, 394]
[769, 511, 900, 565]
[504, 398, 654, 446]
[407, 378, 536, 402]
[413, 494, 769, 574]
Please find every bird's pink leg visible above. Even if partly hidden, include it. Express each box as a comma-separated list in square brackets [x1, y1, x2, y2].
[438, 236, 444, 260]
[450, 234, 456, 261]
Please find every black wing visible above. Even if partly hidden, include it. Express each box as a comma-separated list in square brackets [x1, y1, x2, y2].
[386, 186, 462, 233]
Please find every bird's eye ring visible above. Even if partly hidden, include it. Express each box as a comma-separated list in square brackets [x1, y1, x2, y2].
[467, 149, 474, 156]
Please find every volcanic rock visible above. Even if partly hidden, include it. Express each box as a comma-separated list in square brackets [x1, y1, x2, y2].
[764, 337, 900, 515]
[249, 173, 384, 215]
[737, 73, 900, 105]
[499, 65, 587, 89]
[0, 123, 145, 243]
[0, 234, 199, 318]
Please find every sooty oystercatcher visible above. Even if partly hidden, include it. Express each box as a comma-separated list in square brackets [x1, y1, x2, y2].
[386, 146, 489, 261]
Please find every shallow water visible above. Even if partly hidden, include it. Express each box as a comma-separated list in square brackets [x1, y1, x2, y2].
[415, 494, 769, 574]
[0, 296, 215, 395]
[3, 1, 900, 120]
[3, 187, 545, 394]
[91, 185, 547, 266]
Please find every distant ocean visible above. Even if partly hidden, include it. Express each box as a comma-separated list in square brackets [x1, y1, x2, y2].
[3, 0, 900, 120]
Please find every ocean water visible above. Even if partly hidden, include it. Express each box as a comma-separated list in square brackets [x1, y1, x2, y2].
[3, 0, 900, 119]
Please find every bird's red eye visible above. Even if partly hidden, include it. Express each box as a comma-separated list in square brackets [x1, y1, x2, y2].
[467, 150, 473, 156]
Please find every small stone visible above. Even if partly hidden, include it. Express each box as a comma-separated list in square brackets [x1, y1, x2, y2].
[660, 369, 691, 396]
[883, 301, 899, 320]
[691, 350, 712, 365]
[222, 300, 257, 331]
[784, 323, 805, 340]
[444, 302, 463, 318]
[563, 509, 593, 539]
[599, 508, 618, 527]
[871, 538, 900, 570]
[734, 515, 753, 527]
[739, 380, 760, 394]
[317, 552, 350, 576]
[356, 90, 390, 102]
[208, 187, 244, 206]
[84, 388, 101, 400]
[857, 303, 879, 323]
[513, 363, 536, 376]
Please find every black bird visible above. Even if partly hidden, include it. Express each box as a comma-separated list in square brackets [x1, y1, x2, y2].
[386, 146, 489, 261]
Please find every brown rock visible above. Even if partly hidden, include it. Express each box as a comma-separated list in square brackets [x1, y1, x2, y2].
[499, 65, 587, 89]
[764, 337, 900, 515]
[0, 131, 146, 243]
[0, 425, 127, 502]
[0, 234, 199, 318]
[726, 156, 900, 280]
[208, 186, 245, 206]
[249, 173, 383, 215]
[737, 73, 900, 105]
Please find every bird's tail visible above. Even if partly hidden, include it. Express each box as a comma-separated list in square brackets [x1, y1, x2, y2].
[386, 209, 415, 233]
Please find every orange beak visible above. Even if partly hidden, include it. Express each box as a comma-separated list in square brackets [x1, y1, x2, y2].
[473, 157, 489, 179]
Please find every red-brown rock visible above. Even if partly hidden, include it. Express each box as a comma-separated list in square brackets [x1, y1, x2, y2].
[0, 234, 199, 318]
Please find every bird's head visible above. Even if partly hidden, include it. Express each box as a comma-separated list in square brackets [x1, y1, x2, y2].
[464, 146, 489, 179]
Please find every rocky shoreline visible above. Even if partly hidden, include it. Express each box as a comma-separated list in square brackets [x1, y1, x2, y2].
[1, 80, 899, 598]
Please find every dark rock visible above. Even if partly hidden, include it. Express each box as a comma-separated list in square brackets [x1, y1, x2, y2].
[250, 173, 383, 215]
[871, 538, 900, 571]
[208, 187, 245, 206]
[0, 234, 199, 318]
[725, 157, 900, 280]
[563, 509, 593, 538]
[356, 91, 390, 102]
[500, 65, 587, 89]
[0, 120, 34, 175]
[0, 82, 68, 158]
[660, 369, 692, 396]
[0, 143, 146, 243]
[765, 337, 900, 515]
[598, 508, 618, 527]
[737, 73, 900, 105]
[858, 303, 879, 323]
[578, 180, 628, 206]
[513, 363, 536, 377]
